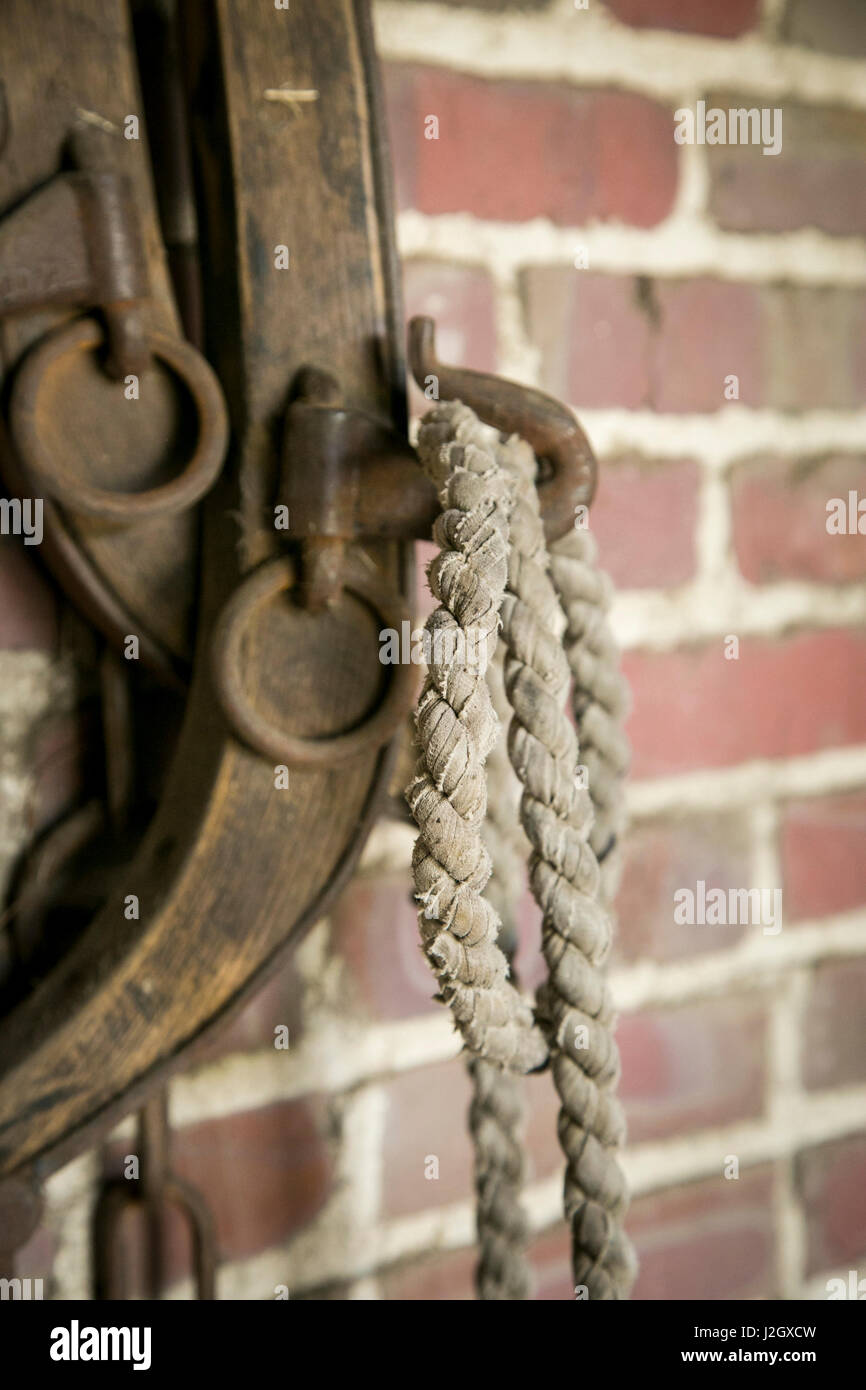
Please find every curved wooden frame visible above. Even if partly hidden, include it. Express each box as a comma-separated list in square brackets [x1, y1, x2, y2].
[0, 0, 410, 1183]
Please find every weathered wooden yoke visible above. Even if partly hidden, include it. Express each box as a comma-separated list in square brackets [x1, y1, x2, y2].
[0, 0, 598, 1292]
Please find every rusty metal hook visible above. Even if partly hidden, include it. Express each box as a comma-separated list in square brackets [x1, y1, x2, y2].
[408, 316, 597, 534]
[92, 1092, 217, 1299]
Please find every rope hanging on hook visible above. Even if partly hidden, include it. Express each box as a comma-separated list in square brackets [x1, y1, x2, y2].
[406, 401, 636, 1300]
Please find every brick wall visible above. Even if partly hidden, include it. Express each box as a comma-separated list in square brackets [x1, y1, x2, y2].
[7, 0, 866, 1300]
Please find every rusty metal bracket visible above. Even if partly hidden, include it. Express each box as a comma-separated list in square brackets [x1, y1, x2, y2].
[279, 316, 598, 613]
[281, 365, 438, 549]
[0, 113, 228, 680]
[0, 126, 150, 378]
[256, 314, 598, 760]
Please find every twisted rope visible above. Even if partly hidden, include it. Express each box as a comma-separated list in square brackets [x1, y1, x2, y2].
[551, 528, 630, 910]
[406, 411, 547, 1072]
[407, 400, 635, 1300]
[468, 1056, 531, 1300]
[470, 648, 534, 1299]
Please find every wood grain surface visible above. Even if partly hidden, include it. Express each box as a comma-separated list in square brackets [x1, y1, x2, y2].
[0, 0, 410, 1180]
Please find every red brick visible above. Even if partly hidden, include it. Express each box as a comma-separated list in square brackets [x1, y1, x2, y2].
[732, 456, 866, 585]
[781, 792, 866, 923]
[0, 539, 58, 651]
[102, 1098, 333, 1293]
[525, 271, 864, 414]
[331, 842, 543, 1037]
[171, 1101, 335, 1260]
[404, 261, 496, 372]
[384, 67, 678, 227]
[523, 269, 653, 408]
[531, 1225, 574, 1299]
[623, 631, 866, 779]
[330, 873, 440, 1022]
[803, 957, 866, 1092]
[589, 456, 699, 587]
[628, 1167, 777, 1300]
[523, 1067, 568, 1185]
[783, 0, 866, 57]
[708, 99, 866, 238]
[652, 277, 764, 412]
[764, 284, 864, 411]
[798, 1134, 866, 1276]
[617, 996, 767, 1142]
[613, 814, 753, 964]
[381, 1057, 474, 1217]
[604, 0, 759, 38]
[531, 1166, 776, 1300]
[380, 1247, 476, 1300]
[404, 260, 496, 423]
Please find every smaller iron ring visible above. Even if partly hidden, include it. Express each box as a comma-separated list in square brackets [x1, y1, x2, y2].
[212, 554, 415, 768]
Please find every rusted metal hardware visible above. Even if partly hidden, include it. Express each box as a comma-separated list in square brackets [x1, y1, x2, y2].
[279, 318, 597, 612]
[209, 361, 417, 769]
[0, 0, 410, 1208]
[93, 1092, 216, 1299]
[232, 317, 598, 766]
[0, 119, 228, 677]
[0, 125, 227, 522]
[282, 365, 439, 548]
[10, 316, 228, 522]
[409, 315, 598, 525]
[280, 365, 438, 611]
[0, 126, 150, 379]
[212, 550, 415, 769]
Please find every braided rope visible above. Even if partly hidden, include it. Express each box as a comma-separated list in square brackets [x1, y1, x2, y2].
[407, 400, 635, 1300]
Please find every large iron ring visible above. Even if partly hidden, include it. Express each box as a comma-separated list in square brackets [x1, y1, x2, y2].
[10, 315, 228, 521]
